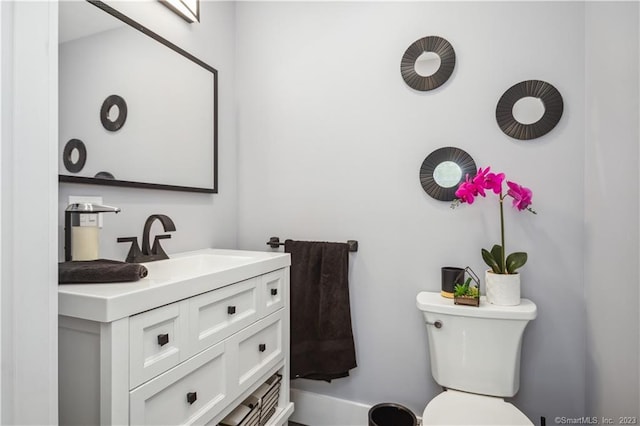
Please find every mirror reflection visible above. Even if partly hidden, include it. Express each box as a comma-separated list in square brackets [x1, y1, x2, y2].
[512, 96, 545, 125]
[58, 1, 218, 192]
[414, 51, 441, 77]
[433, 161, 462, 188]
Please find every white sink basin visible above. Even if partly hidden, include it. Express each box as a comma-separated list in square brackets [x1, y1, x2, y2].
[59, 248, 291, 323]
[142, 252, 257, 279]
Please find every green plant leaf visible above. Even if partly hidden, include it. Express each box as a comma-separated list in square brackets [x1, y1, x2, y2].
[481, 248, 501, 273]
[490, 244, 503, 272]
[454, 283, 468, 297]
[468, 286, 479, 298]
[506, 252, 528, 274]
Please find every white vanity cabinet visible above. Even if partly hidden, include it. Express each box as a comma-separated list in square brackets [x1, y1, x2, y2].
[58, 249, 293, 426]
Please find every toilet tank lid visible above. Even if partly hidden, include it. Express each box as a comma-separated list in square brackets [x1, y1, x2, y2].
[416, 292, 537, 320]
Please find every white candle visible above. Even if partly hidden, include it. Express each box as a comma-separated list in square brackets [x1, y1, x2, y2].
[71, 226, 99, 261]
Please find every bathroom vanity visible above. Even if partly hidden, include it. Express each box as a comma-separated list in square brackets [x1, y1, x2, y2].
[58, 249, 293, 425]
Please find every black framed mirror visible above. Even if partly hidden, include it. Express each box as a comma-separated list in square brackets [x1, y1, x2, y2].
[496, 80, 563, 140]
[420, 147, 476, 201]
[401, 36, 456, 91]
[59, 0, 218, 193]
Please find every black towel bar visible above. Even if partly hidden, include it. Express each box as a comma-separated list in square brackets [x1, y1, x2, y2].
[267, 237, 358, 252]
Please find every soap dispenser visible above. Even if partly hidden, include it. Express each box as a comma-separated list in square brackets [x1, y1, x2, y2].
[64, 203, 121, 261]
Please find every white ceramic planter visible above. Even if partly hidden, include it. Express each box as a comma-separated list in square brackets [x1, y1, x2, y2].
[485, 270, 521, 306]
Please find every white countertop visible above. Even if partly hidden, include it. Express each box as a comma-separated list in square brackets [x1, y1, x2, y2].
[59, 249, 291, 323]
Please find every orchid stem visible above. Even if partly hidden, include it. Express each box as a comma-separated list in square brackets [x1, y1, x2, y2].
[500, 191, 506, 273]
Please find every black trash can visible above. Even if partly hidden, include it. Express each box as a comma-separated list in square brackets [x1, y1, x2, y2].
[368, 403, 417, 426]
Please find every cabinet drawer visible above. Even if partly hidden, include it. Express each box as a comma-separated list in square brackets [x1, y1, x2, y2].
[228, 311, 284, 391]
[130, 302, 188, 389]
[261, 270, 285, 317]
[189, 278, 259, 355]
[130, 342, 227, 426]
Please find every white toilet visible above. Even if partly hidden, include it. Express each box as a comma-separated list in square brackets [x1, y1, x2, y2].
[416, 291, 537, 425]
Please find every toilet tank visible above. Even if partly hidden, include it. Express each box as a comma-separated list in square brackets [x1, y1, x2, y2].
[416, 292, 536, 397]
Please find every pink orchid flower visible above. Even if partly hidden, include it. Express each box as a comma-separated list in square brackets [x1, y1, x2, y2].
[472, 167, 489, 197]
[484, 170, 505, 194]
[506, 181, 533, 210]
[451, 166, 535, 275]
[455, 180, 477, 204]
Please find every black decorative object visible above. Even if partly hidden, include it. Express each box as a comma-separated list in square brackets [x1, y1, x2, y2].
[441, 266, 464, 299]
[94, 171, 115, 179]
[420, 147, 476, 201]
[496, 80, 564, 140]
[63, 139, 87, 173]
[401, 36, 456, 91]
[100, 94, 128, 131]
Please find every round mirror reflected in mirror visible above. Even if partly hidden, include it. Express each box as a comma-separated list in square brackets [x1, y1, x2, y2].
[420, 147, 476, 201]
[100, 94, 128, 132]
[433, 161, 462, 188]
[512, 96, 545, 125]
[415, 52, 441, 77]
[62, 138, 87, 173]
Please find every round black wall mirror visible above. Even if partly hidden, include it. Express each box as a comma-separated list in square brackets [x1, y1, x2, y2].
[63, 138, 87, 173]
[420, 147, 476, 201]
[401, 36, 456, 91]
[496, 80, 563, 140]
[100, 94, 128, 132]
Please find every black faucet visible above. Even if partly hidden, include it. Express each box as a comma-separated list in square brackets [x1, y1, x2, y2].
[118, 214, 176, 263]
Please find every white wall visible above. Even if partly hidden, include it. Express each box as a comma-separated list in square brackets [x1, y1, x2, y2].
[58, 0, 238, 261]
[1, 2, 58, 424]
[585, 2, 639, 417]
[236, 1, 587, 420]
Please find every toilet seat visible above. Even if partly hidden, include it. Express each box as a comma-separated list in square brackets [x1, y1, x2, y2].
[422, 389, 533, 425]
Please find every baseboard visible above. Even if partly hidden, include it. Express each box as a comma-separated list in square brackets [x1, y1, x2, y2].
[289, 388, 371, 426]
[288, 388, 423, 426]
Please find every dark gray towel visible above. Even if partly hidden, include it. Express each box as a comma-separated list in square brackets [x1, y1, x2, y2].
[285, 240, 357, 381]
[59, 259, 148, 284]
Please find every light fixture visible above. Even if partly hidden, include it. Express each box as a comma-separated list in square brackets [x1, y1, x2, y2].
[160, 0, 199, 23]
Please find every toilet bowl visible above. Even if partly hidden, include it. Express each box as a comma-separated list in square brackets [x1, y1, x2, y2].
[416, 292, 537, 425]
[422, 389, 532, 425]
